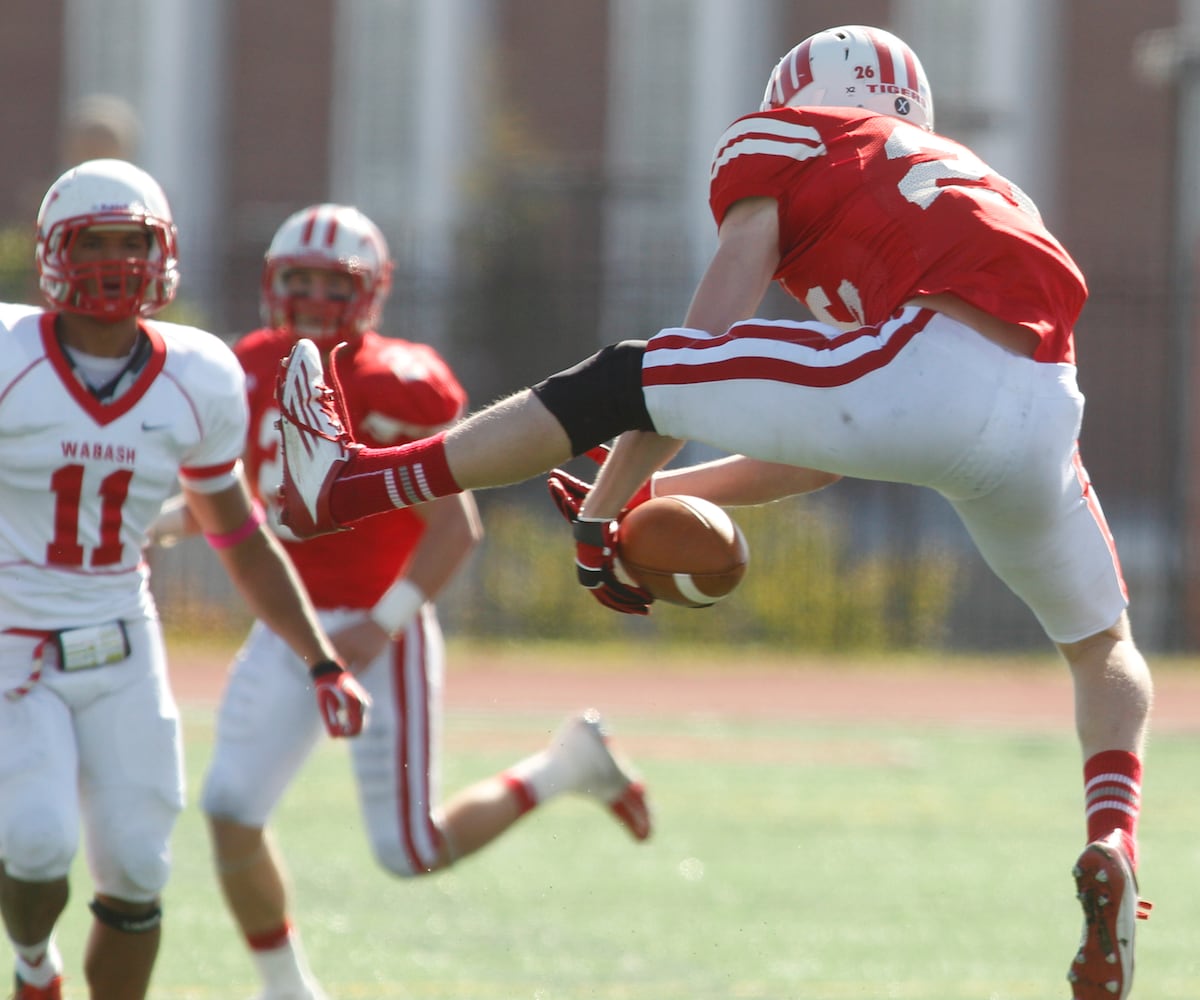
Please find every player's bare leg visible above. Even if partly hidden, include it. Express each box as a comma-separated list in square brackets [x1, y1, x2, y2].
[210, 821, 288, 932]
[1056, 611, 1152, 1000]
[323, 389, 576, 532]
[442, 389, 574, 490]
[82, 895, 161, 1000]
[1058, 615, 1152, 759]
[422, 710, 653, 868]
[0, 869, 67, 997]
[429, 779, 527, 865]
[276, 339, 630, 537]
[0, 873, 68, 957]
[208, 819, 325, 1000]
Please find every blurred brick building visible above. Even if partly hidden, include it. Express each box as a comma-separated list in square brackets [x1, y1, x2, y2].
[0, 0, 1192, 648]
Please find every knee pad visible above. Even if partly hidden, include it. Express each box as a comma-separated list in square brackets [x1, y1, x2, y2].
[201, 747, 282, 828]
[92, 842, 170, 902]
[532, 340, 655, 455]
[200, 772, 261, 828]
[89, 897, 162, 934]
[1, 809, 76, 882]
[89, 815, 174, 901]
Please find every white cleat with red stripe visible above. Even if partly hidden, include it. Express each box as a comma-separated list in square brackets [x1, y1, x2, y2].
[550, 709, 652, 842]
[275, 338, 359, 540]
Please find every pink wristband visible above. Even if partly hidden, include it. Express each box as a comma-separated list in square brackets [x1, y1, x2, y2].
[204, 500, 266, 550]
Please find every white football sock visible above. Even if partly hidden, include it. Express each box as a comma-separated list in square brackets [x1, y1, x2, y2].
[505, 748, 576, 803]
[12, 935, 62, 987]
[252, 930, 322, 996]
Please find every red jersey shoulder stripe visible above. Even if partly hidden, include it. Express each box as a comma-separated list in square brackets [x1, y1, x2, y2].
[711, 115, 825, 179]
[180, 458, 239, 482]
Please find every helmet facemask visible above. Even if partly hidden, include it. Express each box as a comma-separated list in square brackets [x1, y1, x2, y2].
[263, 259, 379, 351]
[260, 204, 392, 350]
[39, 216, 178, 320]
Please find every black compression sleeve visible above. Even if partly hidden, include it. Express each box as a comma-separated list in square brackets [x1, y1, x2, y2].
[531, 340, 656, 456]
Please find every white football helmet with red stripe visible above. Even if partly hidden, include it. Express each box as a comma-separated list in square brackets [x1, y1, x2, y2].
[261, 203, 393, 349]
[36, 158, 180, 320]
[761, 25, 934, 131]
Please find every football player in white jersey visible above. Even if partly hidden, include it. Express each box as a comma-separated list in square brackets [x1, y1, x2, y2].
[154, 204, 651, 1000]
[0, 159, 370, 1000]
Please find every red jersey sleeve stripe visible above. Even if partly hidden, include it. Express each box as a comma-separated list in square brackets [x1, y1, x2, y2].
[180, 458, 239, 481]
[711, 117, 824, 178]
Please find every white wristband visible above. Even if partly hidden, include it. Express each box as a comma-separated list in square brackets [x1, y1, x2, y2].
[369, 579, 426, 637]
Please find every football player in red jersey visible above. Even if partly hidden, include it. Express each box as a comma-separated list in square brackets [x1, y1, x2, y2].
[0, 161, 362, 1000]
[192, 205, 650, 1000]
[276, 29, 1151, 1000]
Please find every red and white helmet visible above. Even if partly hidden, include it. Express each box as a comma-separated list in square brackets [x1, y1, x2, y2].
[761, 25, 934, 131]
[36, 158, 180, 319]
[261, 203, 393, 349]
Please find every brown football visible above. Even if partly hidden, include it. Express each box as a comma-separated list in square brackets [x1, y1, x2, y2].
[616, 495, 749, 607]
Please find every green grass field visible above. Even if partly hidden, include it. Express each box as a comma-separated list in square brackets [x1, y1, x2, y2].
[45, 665, 1200, 999]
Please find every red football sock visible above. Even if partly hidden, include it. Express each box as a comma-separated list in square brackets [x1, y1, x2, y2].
[500, 772, 538, 817]
[246, 921, 292, 952]
[329, 431, 460, 524]
[1084, 749, 1142, 869]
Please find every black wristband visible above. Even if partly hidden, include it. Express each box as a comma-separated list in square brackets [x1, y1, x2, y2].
[309, 659, 343, 679]
[572, 518, 607, 546]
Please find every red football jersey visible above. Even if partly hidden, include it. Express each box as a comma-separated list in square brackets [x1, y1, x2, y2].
[236, 329, 467, 608]
[709, 107, 1086, 364]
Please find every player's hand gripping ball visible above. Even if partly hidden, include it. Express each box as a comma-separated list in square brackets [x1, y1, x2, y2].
[616, 495, 749, 607]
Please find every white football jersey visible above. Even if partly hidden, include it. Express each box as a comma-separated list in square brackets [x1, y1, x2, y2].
[0, 307, 247, 629]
